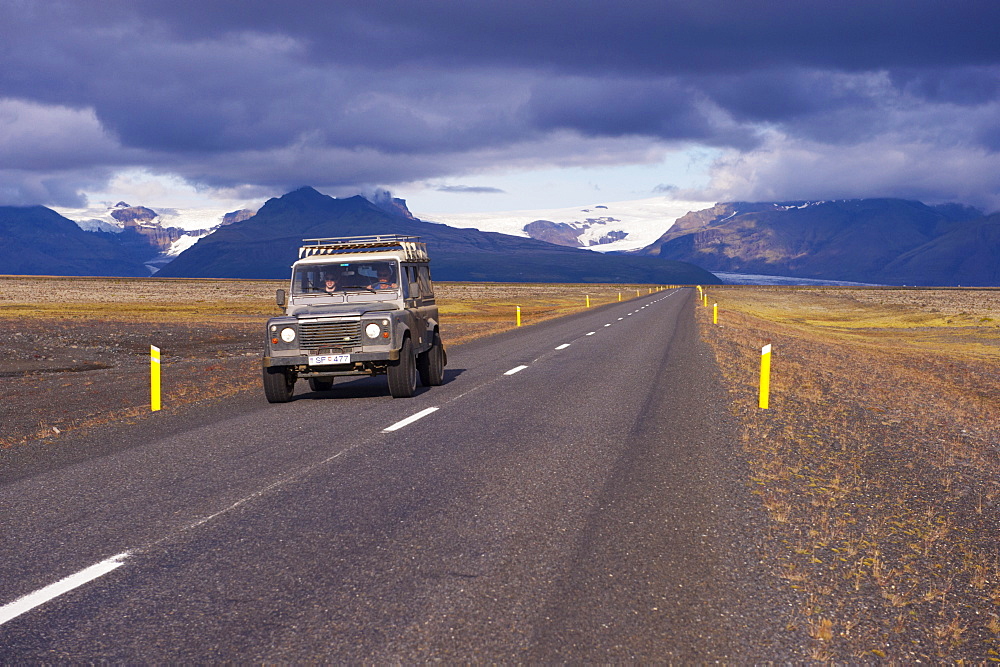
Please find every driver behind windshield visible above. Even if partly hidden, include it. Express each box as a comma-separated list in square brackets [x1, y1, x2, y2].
[370, 264, 398, 290]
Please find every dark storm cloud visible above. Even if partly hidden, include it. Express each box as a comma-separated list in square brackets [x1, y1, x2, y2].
[133, 0, 1000, 72]
[1, 0, 999, 208]
[526, 76, 757, 148]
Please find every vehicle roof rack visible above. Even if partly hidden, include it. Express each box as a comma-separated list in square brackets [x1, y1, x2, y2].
[298, 235, 429, 262]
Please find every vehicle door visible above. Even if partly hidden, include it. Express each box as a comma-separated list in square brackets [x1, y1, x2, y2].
[403, 263, 431, 351]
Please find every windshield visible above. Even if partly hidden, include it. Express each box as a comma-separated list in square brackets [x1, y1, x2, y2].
[291, 261, 400, 296]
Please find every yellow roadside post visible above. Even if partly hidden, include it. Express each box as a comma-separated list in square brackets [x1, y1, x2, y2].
[586, 294, 591, 308]
[150, 345, 161, 411]
[759, 344, 772, 409]
[516, 305, 521, 327]
[618, 292, 622, 302]
[703, 293, 708, 307]
[713, 302, 718, 324]
[636, 289, 640, 297]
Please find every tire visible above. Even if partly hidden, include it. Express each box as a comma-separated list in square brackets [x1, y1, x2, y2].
[263, 366, 295, 403]
[417, 332, 445, 387]
[309, 378, 334, 392]
[387, 336, 417, 398]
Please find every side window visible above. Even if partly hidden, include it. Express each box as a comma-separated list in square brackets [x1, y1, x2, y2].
[417, 266, 433, 297]
[425, 267, 435, 295]
[406, 265, 419, 298]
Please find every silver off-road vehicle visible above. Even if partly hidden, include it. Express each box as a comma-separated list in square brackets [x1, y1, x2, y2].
[262, 235, 446, 401]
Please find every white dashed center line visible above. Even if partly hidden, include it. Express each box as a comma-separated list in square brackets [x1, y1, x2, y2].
[383, 407, 439, 432]
[2, 288, 686, 628]
[0, 552, 130, 627]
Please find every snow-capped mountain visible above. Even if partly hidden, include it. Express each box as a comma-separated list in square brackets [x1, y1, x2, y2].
[416, 196, 715, 253]
[54, 202, 257, 270]
[55, 201, 255, 234]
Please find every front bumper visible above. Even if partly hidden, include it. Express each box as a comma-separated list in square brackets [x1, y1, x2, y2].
[263, 349, 399, 368]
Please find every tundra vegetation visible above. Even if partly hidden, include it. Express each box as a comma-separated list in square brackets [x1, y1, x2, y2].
[699, 286, 1000, 661]
[0, 276, 654, 447]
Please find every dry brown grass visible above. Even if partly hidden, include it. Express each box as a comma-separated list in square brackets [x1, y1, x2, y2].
[0, 276, 662, 448]
[0, 275, 662, 330]
[0, 275, 281, 320]
[698, 286, 1000, 661]
[437, 281, 664, 343]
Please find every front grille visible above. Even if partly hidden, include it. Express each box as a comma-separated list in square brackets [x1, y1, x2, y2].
[299, 320, 361, 350]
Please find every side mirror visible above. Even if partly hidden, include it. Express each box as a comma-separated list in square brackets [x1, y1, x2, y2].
[276, 289, 286, 307]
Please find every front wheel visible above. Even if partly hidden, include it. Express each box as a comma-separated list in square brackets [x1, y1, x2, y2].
[263, 366, 296, 403]
[417, 332, 445, 387]
[387, 337, 417, 398]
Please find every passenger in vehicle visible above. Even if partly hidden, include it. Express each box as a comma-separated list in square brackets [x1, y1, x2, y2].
[323, 272, 341, 293]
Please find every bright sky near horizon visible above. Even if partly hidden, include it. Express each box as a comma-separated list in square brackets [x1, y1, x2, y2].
[3, 0, 1000, 216]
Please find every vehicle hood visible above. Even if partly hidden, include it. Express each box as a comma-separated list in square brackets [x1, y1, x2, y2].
[288, 303, 399, 318]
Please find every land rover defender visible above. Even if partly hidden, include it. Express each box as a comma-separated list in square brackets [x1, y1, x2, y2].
[262, 235, 446, 401]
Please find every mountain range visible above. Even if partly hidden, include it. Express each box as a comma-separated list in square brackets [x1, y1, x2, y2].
[4, 188, 1000, 285]
[155, 187, 720, 284]
[0, 205, 153, 277]
[634, 199, 996, 285]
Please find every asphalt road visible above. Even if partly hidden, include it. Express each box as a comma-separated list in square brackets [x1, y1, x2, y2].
[0, 288, 803, 661]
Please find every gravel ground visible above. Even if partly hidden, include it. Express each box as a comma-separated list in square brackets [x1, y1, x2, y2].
[0, 314, 508, 448]
[0, 318, 262, 448]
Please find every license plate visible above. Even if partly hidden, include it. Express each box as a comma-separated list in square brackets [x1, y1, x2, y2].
[309, 354, 350, 365]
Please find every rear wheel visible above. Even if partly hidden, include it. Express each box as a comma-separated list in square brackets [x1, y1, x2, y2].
[309, 377, 334, 392]
[263, 366, 295, 403]
[417, 332, 445, 386]
[387, 337, 417, 398]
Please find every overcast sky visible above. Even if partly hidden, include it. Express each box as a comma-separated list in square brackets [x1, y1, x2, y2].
[2, 0, 999, 215]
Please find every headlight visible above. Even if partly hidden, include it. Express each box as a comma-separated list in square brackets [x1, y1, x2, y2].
[280, 327, 296, 343]
[365, 322, 382, 339]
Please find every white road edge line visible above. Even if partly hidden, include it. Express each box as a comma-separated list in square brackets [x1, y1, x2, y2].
[383, 407, 440, 432]
[586, 331, 596, 336]
[0, 552, 130, 626]
[555, 343, 571, 350]
[504, 365, 529, 375]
